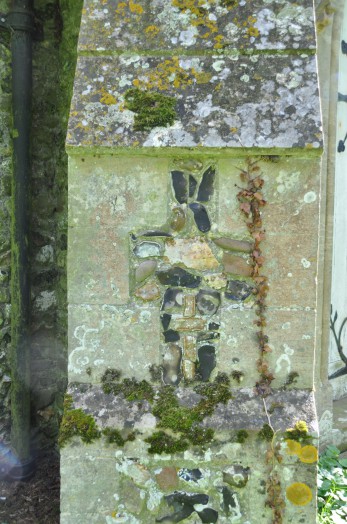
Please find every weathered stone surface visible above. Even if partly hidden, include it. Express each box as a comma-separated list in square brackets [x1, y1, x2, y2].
[171, 317, 206, 332]
[197, 166, 215, 202]
[135, 260, 158, 283]
[134, 241, 162, 258]
[183, 295, 196, 317]
[182, 359, 196, 381]
[68, 156, 168, 228]
[196, 290, 221, 316]
[162, 343, 182, 385]
[156, 467, 179, 491]
[197, 345, 216, 381]
[67, 55, 322, 150]
[68, 226, 130, 305]
[189, 203, 211, 233]
[225, 280, 254, 301]
[162, 288, 184, 310]
[135, 281, 161, 301]
[171, 170, 188, 204]
[183, 335, 197, 361]
[157, 266, 202, 288]
[203, 273, 228, 290]
[213, 237, 252, 253]
[223, 465, 250, 488]
[223, 253, 252, 276]
[79, 0, 316, 53]
[68, 305, 160, 382]
[169, 207, 186, 232]
[164, 238, 219, 271]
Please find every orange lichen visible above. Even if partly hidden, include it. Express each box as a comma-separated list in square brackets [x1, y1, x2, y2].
[286, 483, 313, 506]
[299, 445, 318, 464]
[285, 439, 301, 456]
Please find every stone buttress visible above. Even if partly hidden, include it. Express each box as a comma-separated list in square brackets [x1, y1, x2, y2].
[61, 1, 323, 523]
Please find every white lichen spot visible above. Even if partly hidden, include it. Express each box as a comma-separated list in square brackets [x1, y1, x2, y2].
[34, 290, 56, 311]
[240, 74, 250, 83]
[212, 60, 225, 72]
[304, 191, 317, 204]
[139, 310, 151, 323]
[287, 272, 293, 278]
[301, 258, 311, 269]
[179, 27, 198, 47]
[146, 479, 163, 511]
[35, 244, 54, 264]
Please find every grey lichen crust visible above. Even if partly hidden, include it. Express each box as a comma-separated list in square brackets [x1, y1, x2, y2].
[78, 0, 316, 53]
[67, 54, 322, 150]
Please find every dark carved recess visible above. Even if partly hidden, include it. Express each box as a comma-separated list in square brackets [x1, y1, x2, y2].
[329, 307, 347, 379]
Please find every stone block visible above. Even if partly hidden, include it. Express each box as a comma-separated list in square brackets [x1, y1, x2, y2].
[68, 226, 130, 305]
[219, 307, 259, 387]
[267, 309, 316, 389]
[68, 304, 160, 382]
[68, 155, 169, 229]
[67, 54, 322, 150]
[263, 232, 318, 309]
[218, 157, 321, 236]
[78, 0, 316, 53]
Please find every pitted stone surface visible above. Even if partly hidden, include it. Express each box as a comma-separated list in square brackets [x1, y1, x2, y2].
[67, 54, 322, 150]
[78, 0, 316, 53]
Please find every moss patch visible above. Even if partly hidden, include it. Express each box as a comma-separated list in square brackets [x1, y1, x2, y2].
[101, 368, 154, 402]
[58, 395, 100, 447]
[100, 369, 232, 454]
[124, 88, 176, 131]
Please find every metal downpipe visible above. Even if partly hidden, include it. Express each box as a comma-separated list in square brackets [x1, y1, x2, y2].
[9, 0, 35, 479]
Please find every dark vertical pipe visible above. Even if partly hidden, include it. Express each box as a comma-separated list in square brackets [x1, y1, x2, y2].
[9, 0, 34, 474]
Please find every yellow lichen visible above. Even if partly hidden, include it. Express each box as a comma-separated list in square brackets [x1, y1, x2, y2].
[286, 483, 313, 506]
[247, 26, 259, 38]
[132, 57, 211, 91]
[100, 89, 117, 105]
[129, 0, 143, 14]
[145, 25, 160, 37]
[299, 445, 318, 464]
[285, 439, 301, 456]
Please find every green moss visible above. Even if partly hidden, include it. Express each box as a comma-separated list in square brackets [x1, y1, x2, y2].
[258, 423, 274, 442]
[58, 395, 101, 447]
[145, 431, 189, 455]
[124, 88, 176, 131]
[236, 429, 249, 443]
[102, 428, 125, 446]
[100, 370, 233, 453]
[284, 371, 299, 387]
[101, 368, 154, 402]
[231, 370, 244, 384]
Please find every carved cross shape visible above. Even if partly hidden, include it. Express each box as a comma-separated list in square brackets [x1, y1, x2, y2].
[131, 161, 254, 386]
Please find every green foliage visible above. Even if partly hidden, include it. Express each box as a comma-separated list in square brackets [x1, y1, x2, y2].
[318, 446, 347, 523]
[124, 88, 176, 131]
[59, 395, 101, 447]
